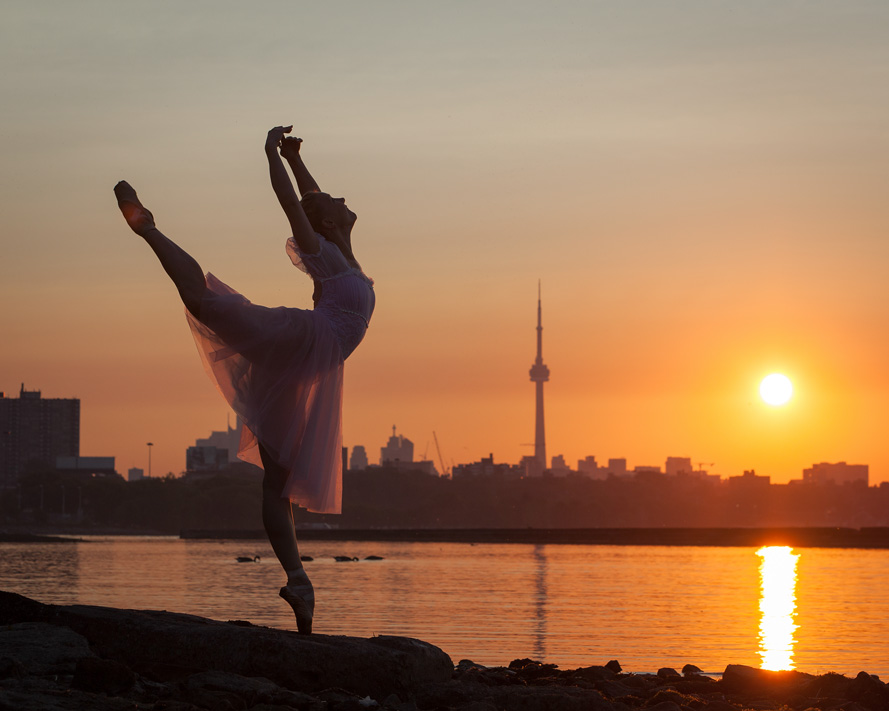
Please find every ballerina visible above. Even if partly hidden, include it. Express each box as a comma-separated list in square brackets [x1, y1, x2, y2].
[114, 126, 375, 634]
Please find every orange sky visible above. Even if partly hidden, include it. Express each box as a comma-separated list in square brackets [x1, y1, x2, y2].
[2, 2, 888, 483]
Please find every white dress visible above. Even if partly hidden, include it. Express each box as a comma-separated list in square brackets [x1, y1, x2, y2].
[186, 235, 375, 513]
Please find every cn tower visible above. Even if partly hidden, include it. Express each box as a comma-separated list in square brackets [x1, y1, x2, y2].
[529, 281, 550, 471]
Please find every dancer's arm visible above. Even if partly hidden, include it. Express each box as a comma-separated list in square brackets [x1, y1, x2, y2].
[266, 126, 319, 254]
[280, 137, 321, 195]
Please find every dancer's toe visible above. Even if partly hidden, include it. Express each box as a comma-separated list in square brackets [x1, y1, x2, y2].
[280, 584, 314, 635]
[113, 180, 139, 204]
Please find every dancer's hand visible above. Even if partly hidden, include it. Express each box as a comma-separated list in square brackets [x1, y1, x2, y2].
[280, 136, 303, 161]
[266, 125, 293, 153]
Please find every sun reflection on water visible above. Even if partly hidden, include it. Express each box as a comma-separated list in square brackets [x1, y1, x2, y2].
[756, 545, 799, 670]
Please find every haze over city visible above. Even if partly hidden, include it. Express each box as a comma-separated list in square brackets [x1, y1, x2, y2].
[3, 2, 888, 483]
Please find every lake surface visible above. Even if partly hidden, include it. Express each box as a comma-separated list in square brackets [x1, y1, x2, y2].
[1, 537, 887, 676]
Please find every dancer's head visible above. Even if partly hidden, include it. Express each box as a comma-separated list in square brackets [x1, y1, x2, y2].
[301, 192, 357, 240]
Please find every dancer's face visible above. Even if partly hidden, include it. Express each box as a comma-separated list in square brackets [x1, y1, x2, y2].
[302, 192, 357, 235]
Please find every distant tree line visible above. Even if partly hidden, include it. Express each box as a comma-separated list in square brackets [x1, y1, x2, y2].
[3, 466, 889, 533]
[2, 468, 262, 533]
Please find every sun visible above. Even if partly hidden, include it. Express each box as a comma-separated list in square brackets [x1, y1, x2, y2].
[760, 373, 793, 406]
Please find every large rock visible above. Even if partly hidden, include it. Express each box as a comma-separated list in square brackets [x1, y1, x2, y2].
[0, 590, 452, 699]
[0, 622, 94, 676]
[721, 663, 814, 696]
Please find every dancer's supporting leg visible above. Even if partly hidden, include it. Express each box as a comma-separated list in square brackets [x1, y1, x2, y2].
[114, 181, 206, 318]
[259, 445, 315, 634]
[115, 181, 315, 632]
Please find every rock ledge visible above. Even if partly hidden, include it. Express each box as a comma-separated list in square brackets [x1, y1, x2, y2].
[2, 590, 887, 711]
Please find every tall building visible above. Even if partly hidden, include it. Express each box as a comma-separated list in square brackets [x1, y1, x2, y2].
[528, 282, 550, 475]
[349, 445, 369, 470]
[0, 385, 80, 485]
[380, 426, 413, 465]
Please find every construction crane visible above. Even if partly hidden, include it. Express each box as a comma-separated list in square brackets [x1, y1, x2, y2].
[433, 431, 449, 477]
[697, 462, 715, 472]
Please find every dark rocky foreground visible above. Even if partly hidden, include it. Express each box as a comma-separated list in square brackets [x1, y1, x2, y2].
[2, 591, 887, 711]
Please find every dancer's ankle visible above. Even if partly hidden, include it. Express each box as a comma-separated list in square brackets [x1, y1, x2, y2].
[286, 567, 311, 587]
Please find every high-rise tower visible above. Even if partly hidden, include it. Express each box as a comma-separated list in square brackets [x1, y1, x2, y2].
[528, 282, 550, 472]
[0, 385, 80, 485]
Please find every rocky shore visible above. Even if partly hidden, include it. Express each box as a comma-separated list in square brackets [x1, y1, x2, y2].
[2, 590, 887, 711]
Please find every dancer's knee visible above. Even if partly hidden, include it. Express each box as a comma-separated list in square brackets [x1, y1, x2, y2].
[259, 445, 288, 492]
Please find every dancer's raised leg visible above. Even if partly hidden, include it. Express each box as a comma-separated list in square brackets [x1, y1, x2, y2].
[259, 445, 314, 634]
[114, 181, 206, 318]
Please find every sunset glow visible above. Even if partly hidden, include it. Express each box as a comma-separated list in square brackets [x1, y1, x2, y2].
[759, 374, 793, 407]
[756, 546, 799, 671]
[2, 4, 888, 482]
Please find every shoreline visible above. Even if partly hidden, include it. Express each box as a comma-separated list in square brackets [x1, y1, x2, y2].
[7, 525, 889, 548]
[183, 526, 889, 549]
[2, 589, 887, 711]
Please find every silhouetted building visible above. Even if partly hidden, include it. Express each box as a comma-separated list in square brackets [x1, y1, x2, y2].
[665, 456, 693, 476]
[528, 282, 550, 476]
[186, 418, 262, 475]
[519, 455, 538, 476]
[577, 455, 608, 479]
[56, 456, 116, 478]
[386, 459, 438, 476]
[577, 455, 596, 473]
[803, 461, 868, 486]
[607, 458, 628, 477]
[381, 426, 413, 465]
[550, 454, 570, 474]
[127, 467, 144, 482]
[195, 419, 240, 457]
[0, 385, 80, 485]
[634, 465, 661, 474]
[453, 453, 520, 478]
[349, 445, 369, 470]
[186, 446, 229, 472]
[728, 469, 771, 490]
[185, 421, 234, 473]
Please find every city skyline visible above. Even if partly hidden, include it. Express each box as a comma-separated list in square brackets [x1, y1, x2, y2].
[3, 3, 889, 484]
[1, 382, 871, 486]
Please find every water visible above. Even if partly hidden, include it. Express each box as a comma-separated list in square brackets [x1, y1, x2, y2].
[1, 537, 887, 677]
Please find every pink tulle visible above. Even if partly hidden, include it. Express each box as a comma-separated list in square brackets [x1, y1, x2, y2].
[184, 236, 374, 514]
[186, 274, 345, 513]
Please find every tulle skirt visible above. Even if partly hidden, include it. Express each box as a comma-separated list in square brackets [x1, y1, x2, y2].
[185, 274, 344, 513]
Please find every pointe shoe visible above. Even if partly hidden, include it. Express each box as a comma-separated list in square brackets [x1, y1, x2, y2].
[279, 584, 314, 635]
[114, 180, 156, 235]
